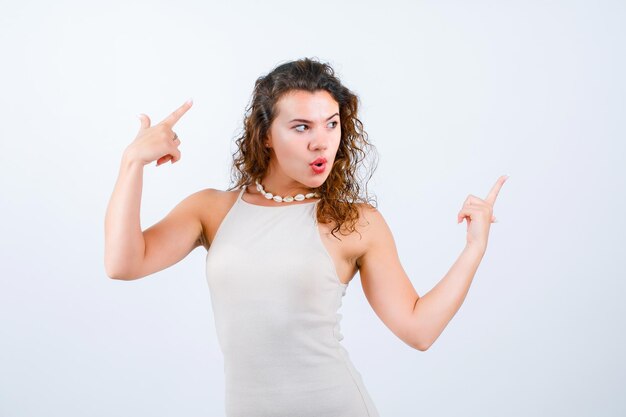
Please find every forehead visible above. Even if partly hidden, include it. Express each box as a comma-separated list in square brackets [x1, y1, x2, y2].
[275, 90, 339, 119]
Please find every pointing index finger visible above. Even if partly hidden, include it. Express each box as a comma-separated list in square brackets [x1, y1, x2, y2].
[485, 175, 508, 206]
[160, 99, 193, 127]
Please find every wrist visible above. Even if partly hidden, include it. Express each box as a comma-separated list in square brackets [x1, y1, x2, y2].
[121, 149, 146, 168]
[465, 242, 487, 256]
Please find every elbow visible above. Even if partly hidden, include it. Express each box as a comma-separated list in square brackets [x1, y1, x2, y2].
[104, 263, 133, 281]
[407, 320, 431, 351]
[418, 342, 432, 352]
[412, 340, 431, 352]
[104, 254, 140, 280]
[409, 335, 432, 352]
[106, 269, 128, 280]
[107, 274, 127, 281]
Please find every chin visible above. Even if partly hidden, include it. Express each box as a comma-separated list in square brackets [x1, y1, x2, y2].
[307, 176, 329, 189]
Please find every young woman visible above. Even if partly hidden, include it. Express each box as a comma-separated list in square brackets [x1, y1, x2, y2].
[104, 57, 507, 417]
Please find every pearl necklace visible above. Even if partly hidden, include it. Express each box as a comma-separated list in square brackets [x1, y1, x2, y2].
[254, 179, 320, 203]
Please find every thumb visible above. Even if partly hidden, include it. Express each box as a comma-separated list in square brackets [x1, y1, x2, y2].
[137, 113, 151, 130]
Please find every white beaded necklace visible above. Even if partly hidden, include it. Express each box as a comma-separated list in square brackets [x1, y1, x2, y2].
[254, 178, 320, 203]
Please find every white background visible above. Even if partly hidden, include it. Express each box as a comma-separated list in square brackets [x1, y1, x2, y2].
[1, 0, 624, 416]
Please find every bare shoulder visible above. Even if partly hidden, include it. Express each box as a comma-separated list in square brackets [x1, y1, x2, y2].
[352, 202, 388, 234]
[351, 202, 395, 266]
[187, 187, 242, 250]
[184, 187, 233, 205]
[317, 202, 387, 267]
[176, 187, 222, 217]
[354, 202, 382, 223]
[182, 187, 240, 210]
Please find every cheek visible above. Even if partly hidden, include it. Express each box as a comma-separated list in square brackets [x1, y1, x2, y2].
[273, 140, 304, 167]
[332, 135, 342, 154]
[279, 141, 302, 158]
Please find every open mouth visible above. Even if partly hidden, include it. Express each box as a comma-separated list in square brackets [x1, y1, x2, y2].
[311, 162, 326, 173]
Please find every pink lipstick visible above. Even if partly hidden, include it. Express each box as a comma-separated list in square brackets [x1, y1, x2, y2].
[310, 157, 327, 174]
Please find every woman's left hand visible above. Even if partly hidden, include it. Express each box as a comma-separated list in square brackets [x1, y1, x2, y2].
[457, 175, 509, 251]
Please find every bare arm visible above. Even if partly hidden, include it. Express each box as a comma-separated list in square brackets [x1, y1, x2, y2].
[103, 153, 147, 279]
[408, 175, 507, 350]
[408, 244, 485, 350]
[104, 100, 196, 280]
[359, 175, 507, 351]
[104, 150, 208, 279]
[357, 208, 484, 352]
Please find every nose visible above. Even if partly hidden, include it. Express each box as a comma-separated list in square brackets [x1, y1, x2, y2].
[308, 129, 330, 151]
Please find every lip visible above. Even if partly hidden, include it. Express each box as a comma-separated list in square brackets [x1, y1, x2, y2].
[310, 157, 327, 166]
[311, 163, 326, 174]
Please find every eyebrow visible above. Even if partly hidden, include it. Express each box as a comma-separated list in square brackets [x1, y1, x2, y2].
[288, 112, 339, 123]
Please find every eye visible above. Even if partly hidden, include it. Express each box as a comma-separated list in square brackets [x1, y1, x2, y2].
[294, 124, 308, 132]
[328, 121, 339, 128]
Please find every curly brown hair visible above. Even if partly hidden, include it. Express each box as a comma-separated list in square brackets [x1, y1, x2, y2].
[228, 57, 378, 239]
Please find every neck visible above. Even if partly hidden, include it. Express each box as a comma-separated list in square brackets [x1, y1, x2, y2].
[255, 167, 316, 197]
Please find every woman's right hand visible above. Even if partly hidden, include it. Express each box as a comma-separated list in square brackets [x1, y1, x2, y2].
[124, 99, 193, 166]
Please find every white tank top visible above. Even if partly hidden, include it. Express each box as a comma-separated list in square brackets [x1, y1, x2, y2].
[205, 185, 380, 417]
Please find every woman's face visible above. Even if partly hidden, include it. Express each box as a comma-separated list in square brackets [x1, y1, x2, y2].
[266, 89, 341, 190]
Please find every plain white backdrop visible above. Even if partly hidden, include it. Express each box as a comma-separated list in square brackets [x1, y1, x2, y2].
[1, 0, 624, 416]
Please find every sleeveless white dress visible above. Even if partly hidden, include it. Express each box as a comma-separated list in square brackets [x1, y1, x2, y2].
[205, 185, 380, 417]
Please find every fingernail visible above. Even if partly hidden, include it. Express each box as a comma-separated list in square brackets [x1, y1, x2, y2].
[186, 98, 193, 105]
